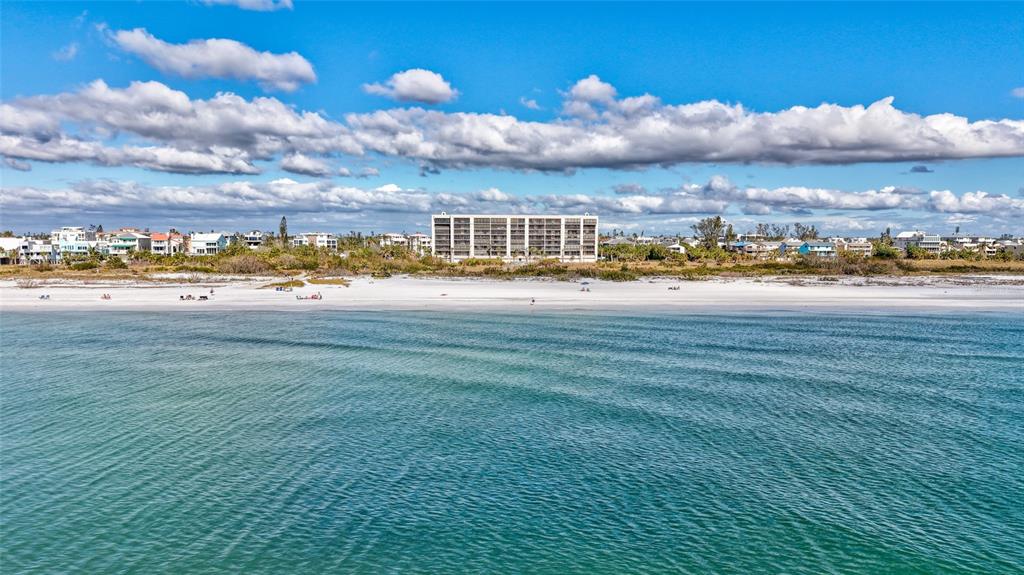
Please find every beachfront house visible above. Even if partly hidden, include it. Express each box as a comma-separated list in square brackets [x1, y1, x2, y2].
[798, 241, 837, 258]
[190, 232, 228, 255]
[0, 237, 22, 265]
[408, 233, 431, 256]
[777, 240, 804, 257]
[20, 238, 59, 264]
[244, 230, 265, 249]
[838, 238, 872, 257]
[292, 232, 338, 250]
[743, 242, 780, 260]
[380, 232, 432, 256]
[108, 232, 152, 256]
[150, 232, 186, 255]
[50, 227, 98, 257]
[894, 231, 943, 256]
[431, 213, 599, 263]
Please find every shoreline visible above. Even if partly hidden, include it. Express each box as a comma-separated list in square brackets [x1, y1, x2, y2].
[2, 275, 1022, 313]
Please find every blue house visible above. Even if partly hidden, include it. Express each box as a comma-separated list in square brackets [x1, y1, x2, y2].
[798, 241, 837, 258]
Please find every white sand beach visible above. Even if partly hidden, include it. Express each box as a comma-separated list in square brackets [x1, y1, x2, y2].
[1, 275, 1022, 313]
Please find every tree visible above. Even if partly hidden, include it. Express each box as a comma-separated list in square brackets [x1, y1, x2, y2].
[905, 244, 932, 260]
[755, 223, 770, 238]
[793, 222, 818, 240]
[770, 224, 790, 240]
[279, 217, 288, 247]
[725, 224, 736, 243]
[872, 241, 900, 259]
[691, 216, 725, 249]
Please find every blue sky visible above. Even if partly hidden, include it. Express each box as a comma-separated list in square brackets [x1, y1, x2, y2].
[1, 1, 1022, 235]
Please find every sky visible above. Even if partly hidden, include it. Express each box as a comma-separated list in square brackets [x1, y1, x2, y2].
[1, 1, 1022, 236]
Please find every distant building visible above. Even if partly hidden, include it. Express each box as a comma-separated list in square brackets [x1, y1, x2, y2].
[894, 231, 943, 255]
[743, 242, 780, 260]
[837, 238, 872, 257]
[292, 232, 338, 250]
[50, 227, 100, 258]
[380, 232, 432, 256]
[798, 241, 837, 258]
[20, 238, 59, 264]
[109, 232, 152, 256]
[0, 237, 23, 265]
[150, 232, 186, 255]
[190, 232, 228, 255]
[244, 230, 266, 249]
[431, 213, 599, 262]
[601, 237, 635, 247]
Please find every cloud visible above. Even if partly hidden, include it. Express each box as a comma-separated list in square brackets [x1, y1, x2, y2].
[52, 43, 79, 62]
[363, 69, 458, 104]
[199, 0, 293, 11]
[519, 97, 542, 110]
[476, 187, 511, 201]
[111, 28, 315, 91]
[3, 176, 1022, 234]
[3, 157, 31, 171]
[613, 183, 648, 195]
[345, 78, 1024, 170]
[926, 190, 1024, 215]
[337, 166, 380, 178]
[280, 153, 332, 177]
[0, 80, 354, 174]
[3, 76, 1023, 176]
[1012, 87, 1024, 99]
[909, 165, 934, 173]
[568, 74, 617, 103]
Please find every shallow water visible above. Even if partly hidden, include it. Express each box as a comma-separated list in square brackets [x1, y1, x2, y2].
[2, 310, 1022, 573]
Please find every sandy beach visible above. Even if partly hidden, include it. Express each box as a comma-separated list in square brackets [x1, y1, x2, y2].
[1, 275, 1022, 313]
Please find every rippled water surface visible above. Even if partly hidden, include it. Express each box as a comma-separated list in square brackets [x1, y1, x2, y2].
[2, 310, 1022, 574]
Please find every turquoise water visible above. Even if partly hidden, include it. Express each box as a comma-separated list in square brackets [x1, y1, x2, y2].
[1, 310, 1022, 574]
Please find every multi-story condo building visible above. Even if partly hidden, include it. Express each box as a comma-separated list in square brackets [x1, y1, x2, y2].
[50, 226, 100, 258]
[292, 232, 338, 250]
[894, 231, 943, 255]
[431, 213, 599, 262]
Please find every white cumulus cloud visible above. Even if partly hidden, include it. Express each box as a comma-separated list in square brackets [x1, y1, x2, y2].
[363, 69, 458, 104]
[111, 28, 316, 92]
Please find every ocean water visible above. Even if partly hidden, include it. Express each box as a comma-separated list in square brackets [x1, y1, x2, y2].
[1, 310, 1022, 574]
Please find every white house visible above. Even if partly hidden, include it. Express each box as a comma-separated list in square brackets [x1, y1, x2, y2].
[380, 232, 432, 256]
[292, 232, 338, 250]
[20, 238, 59, 264]
[0, 237, 23, 265]
[894, 231, 943, 255]
[190, 232, 228, 255]
[837, 238, 872, 257]
[244, 230, 265, 249]
[108, 232, 152, 256]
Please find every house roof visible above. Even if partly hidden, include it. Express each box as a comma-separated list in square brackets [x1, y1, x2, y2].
[192, 232, 225, 241]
